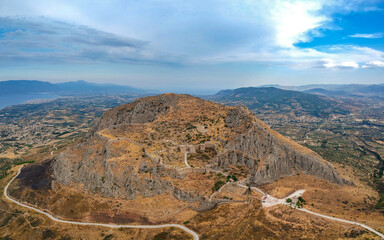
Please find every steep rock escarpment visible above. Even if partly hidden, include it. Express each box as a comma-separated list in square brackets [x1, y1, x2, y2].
[53, 133, 213, 211]
[88, 94, 179, 136]
[216, 107, 353, 185]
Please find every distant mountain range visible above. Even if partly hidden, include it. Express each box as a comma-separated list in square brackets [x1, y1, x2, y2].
[2, 80, 382, 114]
[0, 80, 144, 96]
[264, 83, 384, 98]
[303, 88, 360, 98]
[207, 87, 349, 117]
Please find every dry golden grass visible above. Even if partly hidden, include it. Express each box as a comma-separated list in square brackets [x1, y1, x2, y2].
[186, 198, 376, 240]
[5, 94, 382, 239]
[171, 172, 216, 197]
[10, 178, 198, 225]
[0, 166, 192, 240]
[260, 174, 384, 233]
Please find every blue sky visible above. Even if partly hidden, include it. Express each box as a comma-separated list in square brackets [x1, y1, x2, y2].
[0, 0, 383, 91]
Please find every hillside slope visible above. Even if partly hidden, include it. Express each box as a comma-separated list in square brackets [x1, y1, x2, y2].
[51, 94, 352, 210]
[208, 87, 349, 117]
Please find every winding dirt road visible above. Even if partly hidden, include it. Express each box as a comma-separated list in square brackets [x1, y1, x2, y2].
[244, 186, 384, 239]
[237, 182, 265, 195]
[298, 208, 384, 239]
[5, 165, 384, 239]
[3, 166, 199, 240]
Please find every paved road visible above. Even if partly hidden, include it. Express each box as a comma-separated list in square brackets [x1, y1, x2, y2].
[4, 166, 199, 240]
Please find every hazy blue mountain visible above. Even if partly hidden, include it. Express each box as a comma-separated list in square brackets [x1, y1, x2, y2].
[55, 80, 141, 95]
[0, 80, 145, 110]
[0, 80, 143, 96]
[274, 83, 384, 98]
[0, 80, 56, 95]
[303, 88, 360, 98]
[208, 87, 349, 117]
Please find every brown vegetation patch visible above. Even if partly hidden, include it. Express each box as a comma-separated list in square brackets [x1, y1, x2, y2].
[260, 174, 384, 233]
[90, 211, 152, 225]
[17, 159, 53, 190]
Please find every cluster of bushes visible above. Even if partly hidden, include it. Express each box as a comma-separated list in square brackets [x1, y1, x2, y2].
[375, 195, 384, 212]
[226, 175, 238, 182]
[0, 158, 12, 179]
[0, 158, 35, 179]
[296, 196, 306, 208]
[212, 180, 225, 191]
[14, 160, 34, 165]
[285, 196, 306, 208]
[212, 173, 239, 192]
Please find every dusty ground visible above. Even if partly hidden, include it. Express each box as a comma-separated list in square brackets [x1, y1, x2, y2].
[186, 198, 377, 239]
[0, 166, 192, 240]
[2, 94, 383, 239]
[9, 177, 198, 225]
[3, 165, 382, 239]
[260, 174, 384, 235]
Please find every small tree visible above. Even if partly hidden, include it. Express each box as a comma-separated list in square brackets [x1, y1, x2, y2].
[298, 196, 306, 204]
[226, 175, 231, 182]
[296, 201, 302, 208]
[286, 198, 292, 203]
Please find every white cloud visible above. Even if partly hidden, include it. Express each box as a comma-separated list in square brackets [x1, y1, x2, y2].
[0, 0, 353, 52]
[268, 0, 329, 48]
[362, 61, 384, 68]
[323, 60, 359, 69]
[196, 45, 384, 72]
[0, 18, 158, 65]
[0, 0, 382, 70]
[349, 33, 383, 38]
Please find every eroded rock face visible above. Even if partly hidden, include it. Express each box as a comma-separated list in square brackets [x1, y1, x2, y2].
[216, 121, 353, 186]
[88, 94, 179, 136]
[52, 93, 353, 211]
[53, 134, 214, 211]
[225, 107, 253, 130]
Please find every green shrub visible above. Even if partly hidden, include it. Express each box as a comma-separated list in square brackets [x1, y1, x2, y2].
[212, 180, 225, 191]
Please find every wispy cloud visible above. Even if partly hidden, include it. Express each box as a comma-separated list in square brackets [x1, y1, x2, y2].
[321, 59, 359, 69]
[0, 0, 383, 71]
[0, 17, 159, 65]
[362, 61, 384, 68]
[349, 33, 383, 38]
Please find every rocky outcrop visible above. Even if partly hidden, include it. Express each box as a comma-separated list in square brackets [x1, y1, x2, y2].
[217, 119, 354, 186]
[52, 93, 353, 212]
[88, 94, 179, 136]
[53, 128, 216, 211]
[225, 107, 253, 130]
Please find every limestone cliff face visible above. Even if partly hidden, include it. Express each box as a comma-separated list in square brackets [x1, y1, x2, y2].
[52, 93, 352, 209]
[217, 108, 353, 185]
[87, 94, 178, 136]
[53, 134, 213, 211]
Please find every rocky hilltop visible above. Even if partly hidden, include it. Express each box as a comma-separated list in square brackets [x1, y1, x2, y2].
[52, 93, 352, 210]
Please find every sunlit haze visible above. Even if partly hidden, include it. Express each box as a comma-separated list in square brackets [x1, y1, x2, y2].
[0, 0, 383, 91]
